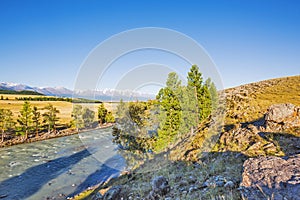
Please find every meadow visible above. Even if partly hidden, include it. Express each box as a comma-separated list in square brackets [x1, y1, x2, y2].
[0, 94, 118, 125]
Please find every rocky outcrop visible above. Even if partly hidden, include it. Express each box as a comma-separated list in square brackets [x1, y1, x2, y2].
[265, 103, 300, 131]
[240, 154, 300, 200]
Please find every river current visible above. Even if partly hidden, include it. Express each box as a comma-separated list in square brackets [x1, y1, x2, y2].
[0, 127, 125, 199]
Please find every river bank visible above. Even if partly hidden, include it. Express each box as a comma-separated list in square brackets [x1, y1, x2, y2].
[0, 123, 114, 148]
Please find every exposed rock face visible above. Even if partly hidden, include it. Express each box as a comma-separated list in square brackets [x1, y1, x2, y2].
[265, 103, 300, 131]
[240, 154, 300, 200]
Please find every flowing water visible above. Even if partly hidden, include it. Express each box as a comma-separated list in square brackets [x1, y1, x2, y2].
[0, 127, 125, 200]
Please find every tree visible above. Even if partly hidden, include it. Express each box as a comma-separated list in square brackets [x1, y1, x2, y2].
[82, 107, 95, 128]
[17, 101, 33, 140]
[116, 99, 127, 119]
[105, 111, 115, 123]
[0, 109, 14, 142]
[98, 103, 108, 125]
[43, 104, 60, 133]
[205, 78, 218, 111]
[32, 106, 41, 137]
[71, 105, 84, 131]
[156, 72, 182, 151]
[112, 101, 152, 168]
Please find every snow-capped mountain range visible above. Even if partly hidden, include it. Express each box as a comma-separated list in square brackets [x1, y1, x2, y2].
[0, 82, 155, 101]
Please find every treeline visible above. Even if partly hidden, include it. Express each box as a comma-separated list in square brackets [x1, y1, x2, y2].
[15, 96, 102, 103]
[112, 65, 218, 166]
[0, 89, 43, 95]
[0, 101, 114, 143]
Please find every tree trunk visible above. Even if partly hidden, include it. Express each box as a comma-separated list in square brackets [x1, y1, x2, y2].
[25, 129, 28, 140]
[1, 130, 4, 143]
[35, 128, 39, 137]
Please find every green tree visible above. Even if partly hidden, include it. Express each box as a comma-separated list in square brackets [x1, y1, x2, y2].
[43, 104, 60, 133]
[98, 103, 107, 125]
[0, 109, 14, 142]
[17, 101, 32, 140]
[105, 111, 115, 123]
[71, 105, 84, 131]
[156, 72, 182, 151]
[205, 78, 218, 111]
[112, 101, 152, 168]
[32, 106, 41, 137]
[116, 99, 127, 119]
[82, 107, 95, 128]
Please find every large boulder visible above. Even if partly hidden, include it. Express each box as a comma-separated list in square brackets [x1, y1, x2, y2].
[265, 103, 300, 131]
[240, 154, 300, 200]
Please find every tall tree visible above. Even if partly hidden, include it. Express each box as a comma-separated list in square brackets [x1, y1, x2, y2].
[156, 72, 182, 151]
[205, 78, 218, 111]
[98, 103, 107, 125]
[32, 106, 41, 137]
[71, 105, 84, 131]
[43, 104, 60, 133]
[82, 107, 95, 128]
[116, 99, 127, 119]
[17, 101, 33, 140]
[0, 109, 14, 142]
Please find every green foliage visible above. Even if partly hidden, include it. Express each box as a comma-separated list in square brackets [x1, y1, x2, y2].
[0, 109, 14, 142]
[0, 90, 43, 95]
[43, 104, 60, 132]
[112, 100, 153, 167]
[17, 101, 33, 139]
[116, 99, 127, 119]
[105, 111, 115, 123]
[71, 105, 96, 130]
[206, 78, 218, 111]
[98, 103, 108, 125]
[71, 105, 84, 130]
[32, 106, 41, 137]
[82, 107, 95, 128]
[155, 72, 182, 151]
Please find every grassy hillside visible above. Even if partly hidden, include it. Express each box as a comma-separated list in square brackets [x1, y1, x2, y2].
[80, 75, 300, 200]
[225, 75, 300, 124]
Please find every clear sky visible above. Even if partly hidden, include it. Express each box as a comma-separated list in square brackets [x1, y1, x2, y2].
[0, 0, 299, 91]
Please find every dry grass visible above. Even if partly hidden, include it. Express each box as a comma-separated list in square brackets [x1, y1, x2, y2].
[0, 94, 118, 125]
[226, 75, 300, 124]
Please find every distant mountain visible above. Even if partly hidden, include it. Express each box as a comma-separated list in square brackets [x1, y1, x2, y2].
[0, 82, 155, 101]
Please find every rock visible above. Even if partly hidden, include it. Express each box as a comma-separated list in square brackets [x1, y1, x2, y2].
[215, 180, 225, 187]
[265, 103, 300, 130]
[240, 154, 300, 200]
[151, 176, 170, 196]
[224, 181, 235, 188]
[178, 180, 189, 187]
[146, 176, 170, 199]
[103, 185, 126, 200]
[188, 186, 198, 193]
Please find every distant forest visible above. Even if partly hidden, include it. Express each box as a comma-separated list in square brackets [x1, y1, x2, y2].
[0, 89, 43, 95]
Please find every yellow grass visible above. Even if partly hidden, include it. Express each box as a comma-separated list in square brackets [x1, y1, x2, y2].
[0, 95, 118, 125]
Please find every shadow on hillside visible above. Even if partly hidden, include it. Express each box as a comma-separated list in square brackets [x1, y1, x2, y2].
[0, 149, 92, 199]
[67, 154, 125, 198]
[259, 131, 300, 156]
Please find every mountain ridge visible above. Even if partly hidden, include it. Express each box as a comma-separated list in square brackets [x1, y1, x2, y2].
[0, 82, 155, 100]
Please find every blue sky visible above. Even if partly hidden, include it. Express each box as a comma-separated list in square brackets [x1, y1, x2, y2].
[0, 0, 299, 92]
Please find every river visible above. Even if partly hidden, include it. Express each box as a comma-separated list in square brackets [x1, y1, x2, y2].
[0, 127, 126, 200]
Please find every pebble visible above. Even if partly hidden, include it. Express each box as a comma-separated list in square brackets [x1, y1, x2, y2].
[224, 181, 235, 188]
